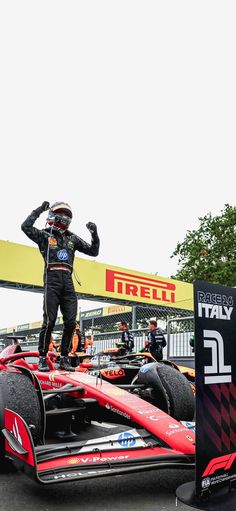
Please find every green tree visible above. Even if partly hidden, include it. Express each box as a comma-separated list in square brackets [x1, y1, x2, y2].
[171, 204, 236, 286]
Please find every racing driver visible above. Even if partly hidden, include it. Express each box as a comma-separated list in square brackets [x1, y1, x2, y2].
[21, 201, 100, 372]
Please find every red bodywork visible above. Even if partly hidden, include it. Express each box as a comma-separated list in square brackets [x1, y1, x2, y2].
[0, 351, 195, 484]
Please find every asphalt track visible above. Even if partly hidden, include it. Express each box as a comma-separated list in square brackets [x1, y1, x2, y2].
[0, 467, 203, 511]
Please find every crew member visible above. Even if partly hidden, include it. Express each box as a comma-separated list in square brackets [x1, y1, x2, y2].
[14, 338, 22, 353]
[146, 320, 166, 361]
[69, 323, 86, 367]
[118, 321, 134, 353]
[189, 334, 195, 353]
[21, 201, 100, 372]
[48, 336, 59, 353]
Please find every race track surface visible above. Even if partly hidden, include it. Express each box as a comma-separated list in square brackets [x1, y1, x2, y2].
[0, 467, 203, 511]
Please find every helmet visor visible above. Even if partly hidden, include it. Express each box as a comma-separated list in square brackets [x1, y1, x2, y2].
[47, 211, 71, 227]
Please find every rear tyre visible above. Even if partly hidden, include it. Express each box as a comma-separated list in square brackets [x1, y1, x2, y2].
[136, 362, 195, 421]
[156, 364, 195, 421]
[0, 371, 41, 461]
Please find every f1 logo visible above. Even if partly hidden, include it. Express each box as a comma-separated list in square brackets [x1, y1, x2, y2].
[204, 330, 232, 384]
[203, 453, 236, 476]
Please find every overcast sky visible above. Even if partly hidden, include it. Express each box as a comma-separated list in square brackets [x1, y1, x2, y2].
[0, 1, 235, 328]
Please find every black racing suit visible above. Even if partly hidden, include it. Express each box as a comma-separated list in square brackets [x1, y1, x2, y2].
[121, 330, 134, 352]
[146, 328, 166, 361]
[21, 205, 100, 356]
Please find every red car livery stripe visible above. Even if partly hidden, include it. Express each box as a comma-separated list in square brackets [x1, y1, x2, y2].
[38, 446, 183, 472]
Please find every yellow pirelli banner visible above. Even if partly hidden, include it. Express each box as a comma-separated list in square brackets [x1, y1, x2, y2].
[103, 305, 132, 316]
[0, 241, 193, 311]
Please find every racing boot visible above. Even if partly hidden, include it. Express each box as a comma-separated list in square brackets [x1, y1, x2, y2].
[38, 356, 50, 372]
[58, 356, 75, 372]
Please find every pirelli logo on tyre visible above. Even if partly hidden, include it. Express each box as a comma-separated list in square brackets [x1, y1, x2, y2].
[105, 269, 176, 305]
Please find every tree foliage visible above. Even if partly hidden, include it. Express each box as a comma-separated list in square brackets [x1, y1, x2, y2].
[171, 204, 236, 286]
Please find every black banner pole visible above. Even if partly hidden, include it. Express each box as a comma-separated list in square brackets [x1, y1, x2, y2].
[176, 280, 236, 510]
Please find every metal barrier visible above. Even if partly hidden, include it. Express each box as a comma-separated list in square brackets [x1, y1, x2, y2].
[166, 316, 194, 358]
[92, 329, 145, 355]
[3, 315, 195, 362]
[92, 329, 168, 358]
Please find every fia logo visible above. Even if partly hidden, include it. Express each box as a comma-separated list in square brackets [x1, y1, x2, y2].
[204, 330, 232, 384]
[202, 478, 211, 489]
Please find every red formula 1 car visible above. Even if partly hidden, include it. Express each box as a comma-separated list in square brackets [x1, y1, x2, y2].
[0, 346, 195, 485]
[77, 349, 196, 410]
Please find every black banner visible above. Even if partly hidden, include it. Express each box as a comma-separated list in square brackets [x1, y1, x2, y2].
[195, 280, 236, 499]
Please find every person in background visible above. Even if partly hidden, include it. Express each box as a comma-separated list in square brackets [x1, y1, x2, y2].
[146, 320, 166, 361]
[21, 201, 100, 372]
[84, 336, 94, 355]
[118, 321, 134, 353]
[69, 323, 85, 367]
[14, 338, 22, 353]
[48, 336, 59, 353]
[189, 334, 195, 353]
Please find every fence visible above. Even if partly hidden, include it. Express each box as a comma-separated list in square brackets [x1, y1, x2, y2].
[0, 304, 192, 341]
[92, 328, 149, 356]
[92, 315, 195, 359]
[0, 308, 195, 361]
[166, 316, 194, 358]
[80, 304, 193, 336]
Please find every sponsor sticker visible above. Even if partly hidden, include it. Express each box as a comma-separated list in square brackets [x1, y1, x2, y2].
[101, 369, 125, 379]
[166, 427, 188, 436]
[68, 458, 81, 465]
[53, 469, 111, 481]
[202, 478, 211, 489]
[181, 421, 196, 432]
[49, 237, 57, 246]
[118, 432, 136, 448]
[140, 363, 156, 373]
[66, 454, 129, 465]
[57, 249, 68, 261]
[186, 434, 194, 443]
[105, 404, 131, 419]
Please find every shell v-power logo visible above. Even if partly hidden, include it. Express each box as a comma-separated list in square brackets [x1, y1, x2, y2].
[105, 269, 176, 304]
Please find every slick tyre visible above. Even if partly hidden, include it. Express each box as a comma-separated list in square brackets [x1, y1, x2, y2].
[0, 371, 41, 460]
[136, 363, 194, 421]
[156, 364, 195, 421]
